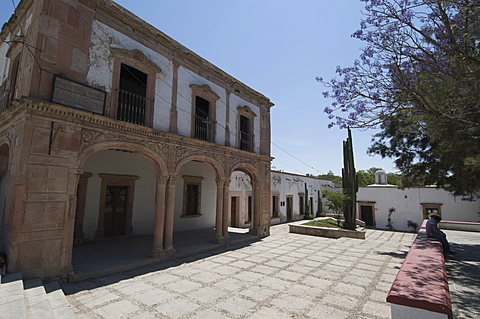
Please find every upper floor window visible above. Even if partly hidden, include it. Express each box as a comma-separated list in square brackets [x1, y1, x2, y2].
[194, 96, 211, 141]
[0, 54, 20, 112]
[190, 84, 219, 143]
[117, 64, 147, 125]
[237, 106, 256, 152]
[109, 48, 161, 127]
[240, 115, 253, 152]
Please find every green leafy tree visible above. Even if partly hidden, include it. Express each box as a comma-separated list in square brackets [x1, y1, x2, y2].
[323, 190, 349, 225]
[319, 0, 480, 196]
[316, 173, 342, 184]
[357, 170, 375, 187]
[386, 172, 401, 186]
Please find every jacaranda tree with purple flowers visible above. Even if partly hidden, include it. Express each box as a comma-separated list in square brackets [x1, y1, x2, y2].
[318, 0, 480, 196]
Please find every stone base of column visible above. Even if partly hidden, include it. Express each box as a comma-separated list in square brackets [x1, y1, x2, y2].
[164, 247, 176, 258]
[249, 225, 270, 237]
[212, 236, 230, 245]
[150, 247, 166, 259]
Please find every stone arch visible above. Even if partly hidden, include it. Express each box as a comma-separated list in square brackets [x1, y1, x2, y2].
[174, 154, 225, 180]
[78, 141, 168, 176]
[229, 162, 266, 235]
[229, 162, 260, 183]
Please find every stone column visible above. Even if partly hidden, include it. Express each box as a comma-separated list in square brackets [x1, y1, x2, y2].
[74, 172, 92, 239]
[221, 178, 231, 242]
[163, 176, 177, 255]
[250, 179, 262, 236]
[151, 174, 168, 258]
[213, 177, 224, 243]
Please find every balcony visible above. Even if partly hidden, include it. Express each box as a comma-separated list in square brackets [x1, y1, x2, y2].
[240, 131, 253, 152]
[117, 89, 147, 126]
[0, 79, 12, 112]
[194, 114, 211, 141]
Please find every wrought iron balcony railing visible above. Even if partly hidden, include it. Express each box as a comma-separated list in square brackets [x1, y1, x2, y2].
[194, 114, 211, 141]
[117, 89, 146, 126]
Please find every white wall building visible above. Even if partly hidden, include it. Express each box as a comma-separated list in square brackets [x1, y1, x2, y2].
[357, 171, 479, 232]
[229, 171, 338, 227]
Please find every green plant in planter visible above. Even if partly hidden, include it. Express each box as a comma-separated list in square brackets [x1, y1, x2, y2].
[318, 211, 327, 217]
[323, 190, 349, 226]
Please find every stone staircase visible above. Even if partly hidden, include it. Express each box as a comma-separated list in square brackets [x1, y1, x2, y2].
[0, 273, 76, 319]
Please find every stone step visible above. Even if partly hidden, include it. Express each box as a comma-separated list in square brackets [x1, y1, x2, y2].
[0, 272, 27, 319]
[0, 273, 76, 319]
[44, 281, 77, 319]
[24, 278, 55, 319]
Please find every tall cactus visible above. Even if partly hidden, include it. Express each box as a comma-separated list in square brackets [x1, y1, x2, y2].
[342, 127, 358, 230]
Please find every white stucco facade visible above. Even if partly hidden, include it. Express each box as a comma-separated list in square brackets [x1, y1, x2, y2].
[228, 171, 338, 227]
[357, 185, 479, 232]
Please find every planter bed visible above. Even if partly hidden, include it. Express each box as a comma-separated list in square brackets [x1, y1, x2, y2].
[289, 218, 365, 239]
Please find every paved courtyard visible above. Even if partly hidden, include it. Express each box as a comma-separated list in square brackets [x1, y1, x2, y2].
[63, 224, 419, 318]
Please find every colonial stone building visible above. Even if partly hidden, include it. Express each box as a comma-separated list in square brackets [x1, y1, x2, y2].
[228, 171, 337, 227]
[0, 0, 273, 279]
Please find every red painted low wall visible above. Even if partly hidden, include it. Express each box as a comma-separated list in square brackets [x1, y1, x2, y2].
[386, 220, 452, 315]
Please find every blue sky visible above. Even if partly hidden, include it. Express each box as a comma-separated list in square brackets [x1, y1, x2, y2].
[1, 0, 397, 175]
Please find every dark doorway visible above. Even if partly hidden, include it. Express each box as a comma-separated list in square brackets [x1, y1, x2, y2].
[361, 205, 374, 227]
[230, 196, 238, 227]
[286, 196, 293, 221]
[104, 186, 128, 236]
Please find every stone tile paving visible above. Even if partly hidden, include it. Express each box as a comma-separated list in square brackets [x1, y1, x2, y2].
[63, 224, 417, 319]
[444, 229, 480, 319]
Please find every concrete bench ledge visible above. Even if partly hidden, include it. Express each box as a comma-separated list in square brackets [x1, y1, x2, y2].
[440, 220, 480, 232]
[387, 220, 452, 319]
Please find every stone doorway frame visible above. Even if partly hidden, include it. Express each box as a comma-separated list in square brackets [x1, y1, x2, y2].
[95, 173, 139, 240]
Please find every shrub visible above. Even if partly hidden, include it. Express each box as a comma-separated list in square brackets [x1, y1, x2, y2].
[305, 214, 315, 220]
[316, 211, 327, 217]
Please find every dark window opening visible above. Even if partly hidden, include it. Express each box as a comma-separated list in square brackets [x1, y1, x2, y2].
[185, 184, 200, 215]
[272, 195, 279, 217]
[0, 55, 20, 112]
[240, 115, 252, 152]
[194, 96, 210, 141]
[247, 195, 253, 222]
[117, 64, 147, 125]
[299, 194, 305, 215]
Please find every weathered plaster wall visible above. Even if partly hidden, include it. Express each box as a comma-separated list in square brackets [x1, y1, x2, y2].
[229, 171, 336, 225]
[86, 20, 173, 132]
[81, 150, 157, 240]
[173, 161, 217, 232]
[229, 94, 261, 150]
[176, 66, 226, 142]
[358, 186, 480, 232]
